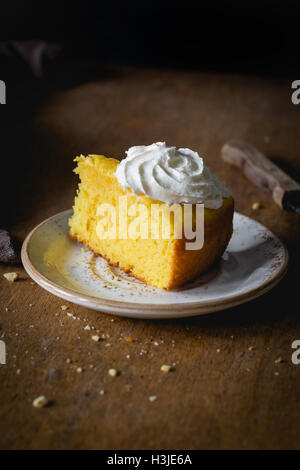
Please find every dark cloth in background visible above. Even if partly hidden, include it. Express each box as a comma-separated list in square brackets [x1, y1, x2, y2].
[0, 41, 61, 78]
[0, 230, 20, 264]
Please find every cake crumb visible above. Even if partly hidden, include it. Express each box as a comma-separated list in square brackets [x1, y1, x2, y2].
[61, 305, 67, 310]
[91, 335, 100, 342]
[149, 395, 157, 402]
[108, 368, 117, 377]
[252, 202, 261, 210]
[16, 369, 21, 375]
[66, 358, 71, 364]
[125, 336, 133, 342]
[67, 312, 77, 320]
[84, 325, 91, 330]
[76, 367, 83, 373]
[274, 356, 283, 364]
[248, 346, 255, 351]
[99, 390, 105, 395]
[3, 272, 18, 282]
[160, 364, 171, 373]
[32, 395, 48, 408]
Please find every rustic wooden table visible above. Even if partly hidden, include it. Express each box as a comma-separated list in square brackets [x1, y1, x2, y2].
[1, 65, 300, 450]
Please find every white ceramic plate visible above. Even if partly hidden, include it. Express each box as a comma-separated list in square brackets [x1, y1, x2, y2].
[21, 210, 288, 319]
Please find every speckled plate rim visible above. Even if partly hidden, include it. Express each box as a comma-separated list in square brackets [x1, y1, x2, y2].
[21, 209, 289, 319]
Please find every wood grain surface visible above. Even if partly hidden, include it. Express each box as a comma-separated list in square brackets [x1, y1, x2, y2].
[1, 65, 300, 450]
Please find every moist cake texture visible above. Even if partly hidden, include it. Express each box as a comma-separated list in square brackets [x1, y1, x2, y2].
[69, 151, 233, 290]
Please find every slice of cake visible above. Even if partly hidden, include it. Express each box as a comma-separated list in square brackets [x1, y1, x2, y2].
[69, 142, 233, 290]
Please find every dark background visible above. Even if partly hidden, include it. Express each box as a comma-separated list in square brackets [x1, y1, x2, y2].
[1, 0, 300, 81]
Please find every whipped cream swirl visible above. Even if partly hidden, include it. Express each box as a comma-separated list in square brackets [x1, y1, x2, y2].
[115, 142, 230, 209]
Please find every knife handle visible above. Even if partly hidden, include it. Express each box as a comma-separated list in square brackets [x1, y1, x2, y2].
[221, 140, 300, 208]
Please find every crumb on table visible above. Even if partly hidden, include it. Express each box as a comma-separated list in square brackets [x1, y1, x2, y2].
[160, 364, 171, 373]
[91, 335, 100, 342]
[252, 202, 261, 210]
[274, 357, 283, 364]
[32, 395, 48, 408]
[149, 395, 157, 402]
[3, 272, 19, 282]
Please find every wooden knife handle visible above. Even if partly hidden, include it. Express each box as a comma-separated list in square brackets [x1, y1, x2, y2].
[221, 140, 300, 208]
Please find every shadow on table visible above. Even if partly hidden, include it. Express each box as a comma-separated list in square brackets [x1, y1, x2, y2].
[151, 247, 299, 331]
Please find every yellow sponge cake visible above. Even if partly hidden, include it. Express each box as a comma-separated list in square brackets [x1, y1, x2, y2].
[69, 143, 233, 290]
